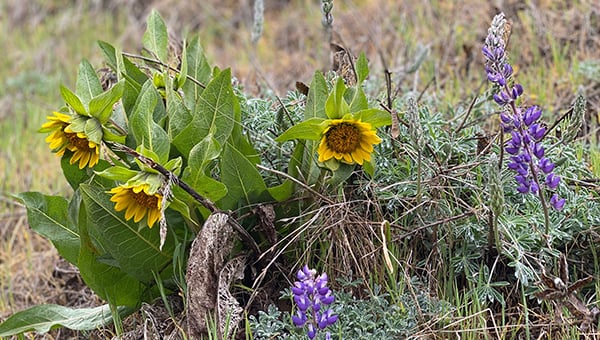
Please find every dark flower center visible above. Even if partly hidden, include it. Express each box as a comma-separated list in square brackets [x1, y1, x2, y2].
[66, 131, 94, 151]
[130, 189, 159, 208]
[325, 123, 360, 153]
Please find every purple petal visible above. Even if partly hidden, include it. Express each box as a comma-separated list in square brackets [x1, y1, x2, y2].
[532, 142, 545, 159]
[545, 173, 560, 189]
[307, 324, 317, 339]
[550, 194, 566, 211]
[538, 158, 555, 174]
[524, 106, 542, 126]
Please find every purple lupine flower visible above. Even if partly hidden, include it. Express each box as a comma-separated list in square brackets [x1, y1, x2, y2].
[483, 13, 564, 210]
[291, 265, 337, 339]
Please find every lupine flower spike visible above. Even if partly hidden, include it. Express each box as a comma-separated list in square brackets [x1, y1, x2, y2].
[291, 265, 338, 339]
[483, 13, 565, 232]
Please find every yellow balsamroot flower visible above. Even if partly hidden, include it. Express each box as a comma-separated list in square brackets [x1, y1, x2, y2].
[41, 111, 100, 169]
[318, 118, 382, 165]
[109, 183, 163, 228]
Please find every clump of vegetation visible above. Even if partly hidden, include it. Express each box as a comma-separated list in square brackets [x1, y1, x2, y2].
[2, 2, 600, 339]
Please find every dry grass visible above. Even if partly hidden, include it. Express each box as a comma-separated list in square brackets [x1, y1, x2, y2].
[1, 0, 600, 338]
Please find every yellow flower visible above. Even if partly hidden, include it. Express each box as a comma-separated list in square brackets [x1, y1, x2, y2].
[41, 112, 100, 169]
[109, 183, 163, 228]
[318, 119, 382, 165]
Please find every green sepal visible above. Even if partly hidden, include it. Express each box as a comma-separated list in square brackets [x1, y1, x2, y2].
[275, 117, 326, 142]
[322, 158, 340, 172]
[67, 114, 87, 133]
[89, 79, 125, 123]
[84, 118, 103, 145]
[95, 166, 139, 182]
[60, 85, 87, 116]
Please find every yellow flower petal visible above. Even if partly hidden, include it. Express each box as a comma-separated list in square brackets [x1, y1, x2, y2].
[146, 208, 161, 228]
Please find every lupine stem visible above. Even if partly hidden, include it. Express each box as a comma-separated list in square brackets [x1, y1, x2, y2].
[505, 89, 551, 233]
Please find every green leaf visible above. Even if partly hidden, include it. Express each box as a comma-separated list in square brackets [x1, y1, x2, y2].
[143, 10, 169, 63]
[76, 59, 103, 106]
[305, 71, 328, 119]
[76, 195, 144, 306]
[267, 181, 294, 202]
[188, 134, 221, 170]
[352, 108, 392, 128]
[80, 184, 174, 284]
[0, 304, 134, 336]
[98, 40, 118, 70]
[181, 36, 211, 109]
[347, 86, 369, 113]
[95, 166, 139, 182]
[362, 159, 375, 177]
[275, 117, 326, 142]
[327, 163, 355, 187]
[297, 72, 330, 186]
[172, 69, 235, 157]
[60, 85, 87, 116]
[166, 86, 192, 139]
[355, 52, 369, 84]
[89, 80, 125, 123]
[177, 39, 188, 89]
[60, 155, 92, 190]
[131, 81, 170, 163]
[15, 192, 79, 265]
[181, 135, 227, 202]
[325, 77, 349, 119]
[218, 142, 267, 210]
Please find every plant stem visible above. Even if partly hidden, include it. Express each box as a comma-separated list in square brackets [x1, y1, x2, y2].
[506, 89, 551, 235]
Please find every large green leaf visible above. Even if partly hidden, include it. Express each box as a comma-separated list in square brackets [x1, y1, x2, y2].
[166, 86, 192, 139]
[76, 188, 145, 306]
[79, 184, 174, 284]
[76, 59, 103, 107]
[181, 36, 212, 109]
[0, 304, 134, 337]
[305, 71, 328, 119]
[301, 72, 330, 185]
[130, 81, 170, 163]
[218, 142, 267, 210]
[172, 69, 235, 157]
[15, 192, 79, 265]
[142, 10, 168, 63]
